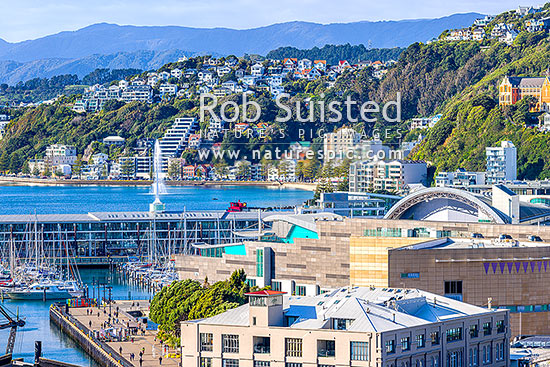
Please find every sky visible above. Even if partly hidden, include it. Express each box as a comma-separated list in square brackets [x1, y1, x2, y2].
[0, 0, 541, 43]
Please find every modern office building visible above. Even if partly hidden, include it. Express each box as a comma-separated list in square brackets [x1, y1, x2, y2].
[435, 169, 486, 188]
[388, 237, 550, 338]
[315, 191, 402, 218]
[175, 187, 550, 336]
[181, 287, 510, 367]
[349, 160, 427, 193]
[486, 141, 517, 184]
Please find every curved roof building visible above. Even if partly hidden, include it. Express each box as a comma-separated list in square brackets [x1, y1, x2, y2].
[385, 186, 550, 224]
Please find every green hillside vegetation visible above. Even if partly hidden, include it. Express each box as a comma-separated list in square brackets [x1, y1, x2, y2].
[266, 44, 404, 64]
[149, 270, 253, 347]
[410, 32, 550, 179]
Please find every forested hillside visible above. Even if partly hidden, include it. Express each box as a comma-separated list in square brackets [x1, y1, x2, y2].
[410, 31, 550, 179]
[266, 44, 404, 64]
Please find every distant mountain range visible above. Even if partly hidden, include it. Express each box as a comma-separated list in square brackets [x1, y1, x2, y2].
[0, 13, 483, 84]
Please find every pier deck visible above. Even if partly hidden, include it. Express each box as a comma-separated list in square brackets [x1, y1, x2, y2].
[62, 301, 179, 367]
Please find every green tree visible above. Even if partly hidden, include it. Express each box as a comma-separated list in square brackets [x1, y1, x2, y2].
[120, 159, 135, 179]
[167, 160, 181, 179]
[9, 152, 21, 173]
[149, 270, 253, 348]
[21, 161, 30, 175]
[0, 151, 9, 173]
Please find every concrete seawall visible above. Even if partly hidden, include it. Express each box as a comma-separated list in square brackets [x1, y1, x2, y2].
[49, 305, 131, 367]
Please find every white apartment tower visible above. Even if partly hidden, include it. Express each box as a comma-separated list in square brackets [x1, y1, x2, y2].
[486, 141, 517, 184]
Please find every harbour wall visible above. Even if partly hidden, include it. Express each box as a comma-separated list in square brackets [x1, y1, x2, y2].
[49, 304, 131, 367]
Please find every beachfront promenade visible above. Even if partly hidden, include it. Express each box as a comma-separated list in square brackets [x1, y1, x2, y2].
[61, 300, 180, 367]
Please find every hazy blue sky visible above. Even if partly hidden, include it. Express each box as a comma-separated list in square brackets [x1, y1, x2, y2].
[0, 0, 539, 42]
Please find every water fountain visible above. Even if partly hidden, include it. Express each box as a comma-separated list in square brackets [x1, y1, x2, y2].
[149, 139, 167, 213]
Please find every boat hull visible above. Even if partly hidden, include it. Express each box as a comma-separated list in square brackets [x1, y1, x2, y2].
[6, 290, 72, 300]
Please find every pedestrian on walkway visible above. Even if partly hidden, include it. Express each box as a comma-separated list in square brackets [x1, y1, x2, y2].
[139, 358, 143, 367]
[119, 346, 123, 355]
[89, 320, 92, 328]
[159, 357, 162, 365]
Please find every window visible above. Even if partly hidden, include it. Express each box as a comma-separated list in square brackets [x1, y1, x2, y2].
[350, 341, 369, 361]
[483, 345, 492, 364]
[430, 331, 440, 345]
[223, 360, 239, 367]
[496, 320, 505, 333]
[448, 351, 461, 367]
[285, 338, 303, 357]
[201, 358, 212, 367]
[318, 340, 335, 357]
[444, 281, 463, 301]
[498, 342, 504, 361]
[385, 340, 395, 354]
[446, 327, 462, 342]
[483, 322, 491, 336]
[256, 248, 264, 277]
[430, 356, 439, 367]
[200, 333, 213, 352]
[469, 325, 478, 338]
[247, 278, 257, 287]
[272, 281, 282, 292]
[416, 334, 425, 348]
[254, 362, 270, 367]
[295, 285, 306, 296]
[285, 363, 302, 367]
[253, 336, 270, 354]
[469, 347, 478, 367]
[222, 334, 239, 353]
[333, 318, 354, 330]
[401, 337, 410, 351]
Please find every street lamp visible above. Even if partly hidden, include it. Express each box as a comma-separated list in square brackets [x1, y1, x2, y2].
[107, 285, 113, 319]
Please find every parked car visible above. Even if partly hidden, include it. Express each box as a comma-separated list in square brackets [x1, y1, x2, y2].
[499, 234, 513, 240]
[528, 235, 543, 242]
[471, 233, 484, 239]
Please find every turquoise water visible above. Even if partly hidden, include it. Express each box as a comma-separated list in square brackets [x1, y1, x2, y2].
[0, 184, 312, 215]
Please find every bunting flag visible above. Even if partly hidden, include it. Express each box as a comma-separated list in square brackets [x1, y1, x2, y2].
[523, 262, 529, 273]
[538, 261, 543, 272]
[515, 262, 521, 273]
[492, 263, 498, 273]
[531, 262, 536, 273]
[483, 263, 490, 274]
[507, 262, 513, 274]
[546, 261, 548, 272]
[500, 262, 506, 274]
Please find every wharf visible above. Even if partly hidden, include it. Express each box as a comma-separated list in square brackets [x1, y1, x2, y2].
[50, 300, 179, 367]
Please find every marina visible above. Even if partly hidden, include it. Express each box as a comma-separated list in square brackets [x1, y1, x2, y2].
[0, 180, 311, 366]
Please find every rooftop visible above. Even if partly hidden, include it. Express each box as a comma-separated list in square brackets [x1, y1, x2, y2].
[396, 237, 550, 251]
[193, 286, 501, 333]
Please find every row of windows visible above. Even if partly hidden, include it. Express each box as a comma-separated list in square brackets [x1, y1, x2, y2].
[200, 333, 368, 360]
[386, 332, 439, 354]
[386, 356, 439, 367]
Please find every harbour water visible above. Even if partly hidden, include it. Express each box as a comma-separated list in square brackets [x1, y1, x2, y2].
[0, 268, 153, 366]
[0, 184, 313, 365]
[0, 184, 313, 215]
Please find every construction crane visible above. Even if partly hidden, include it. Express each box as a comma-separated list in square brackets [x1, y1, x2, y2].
[0, 304, 25, 356]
